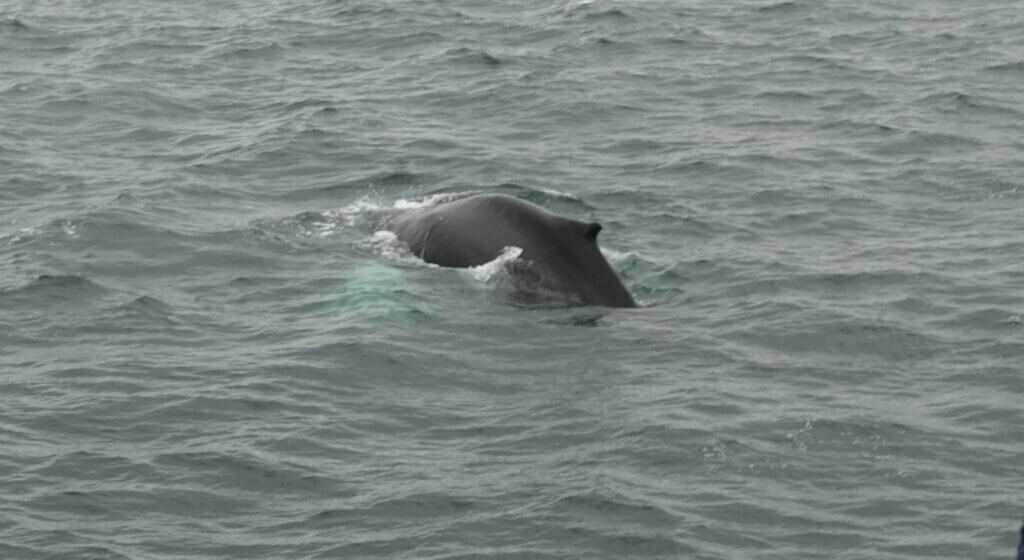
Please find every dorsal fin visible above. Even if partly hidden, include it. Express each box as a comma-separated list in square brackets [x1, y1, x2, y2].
[581, 221, 602, 241]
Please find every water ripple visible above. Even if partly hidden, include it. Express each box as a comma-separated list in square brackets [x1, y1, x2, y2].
[2, 0, 1023, 558]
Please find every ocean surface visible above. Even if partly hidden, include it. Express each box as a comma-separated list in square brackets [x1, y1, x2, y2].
[2, 1, 1023, 558]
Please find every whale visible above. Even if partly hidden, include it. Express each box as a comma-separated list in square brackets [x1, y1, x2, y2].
[391, 193, 637, 308]
[1018, 523, 1023, 560]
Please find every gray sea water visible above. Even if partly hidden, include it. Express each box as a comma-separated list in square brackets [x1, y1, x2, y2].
[2, 1, 1023, 558]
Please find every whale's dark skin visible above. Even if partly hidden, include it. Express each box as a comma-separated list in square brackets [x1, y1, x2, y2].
[392, 194, 637, 308]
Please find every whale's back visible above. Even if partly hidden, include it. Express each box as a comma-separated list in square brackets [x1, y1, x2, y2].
[393, 194, 636, 308]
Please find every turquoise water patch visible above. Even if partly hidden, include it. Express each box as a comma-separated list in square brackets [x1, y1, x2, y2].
[329, 262, 426, 321]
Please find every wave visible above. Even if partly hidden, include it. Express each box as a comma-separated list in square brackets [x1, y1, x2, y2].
[1, 274, 107, 303]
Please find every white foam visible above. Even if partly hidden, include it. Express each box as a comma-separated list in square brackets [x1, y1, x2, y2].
[0, 225, 38, 246]
[357, 230, 414, 261]
[392, 192, 467, 210]
[303, 195, 392, 238]
[306, 219, 338, 238]
[465, 246, 523, 284]
[601, 247, 632, 265]
[336, 195, 390, 226]
[535, 186, 580, 200]
[1, 221, 80, 246]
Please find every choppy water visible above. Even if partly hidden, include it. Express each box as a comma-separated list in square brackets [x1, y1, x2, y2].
[2, 1, 1023, 558]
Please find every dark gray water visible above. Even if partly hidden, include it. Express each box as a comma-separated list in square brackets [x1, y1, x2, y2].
[2, 1, 1023, 558]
